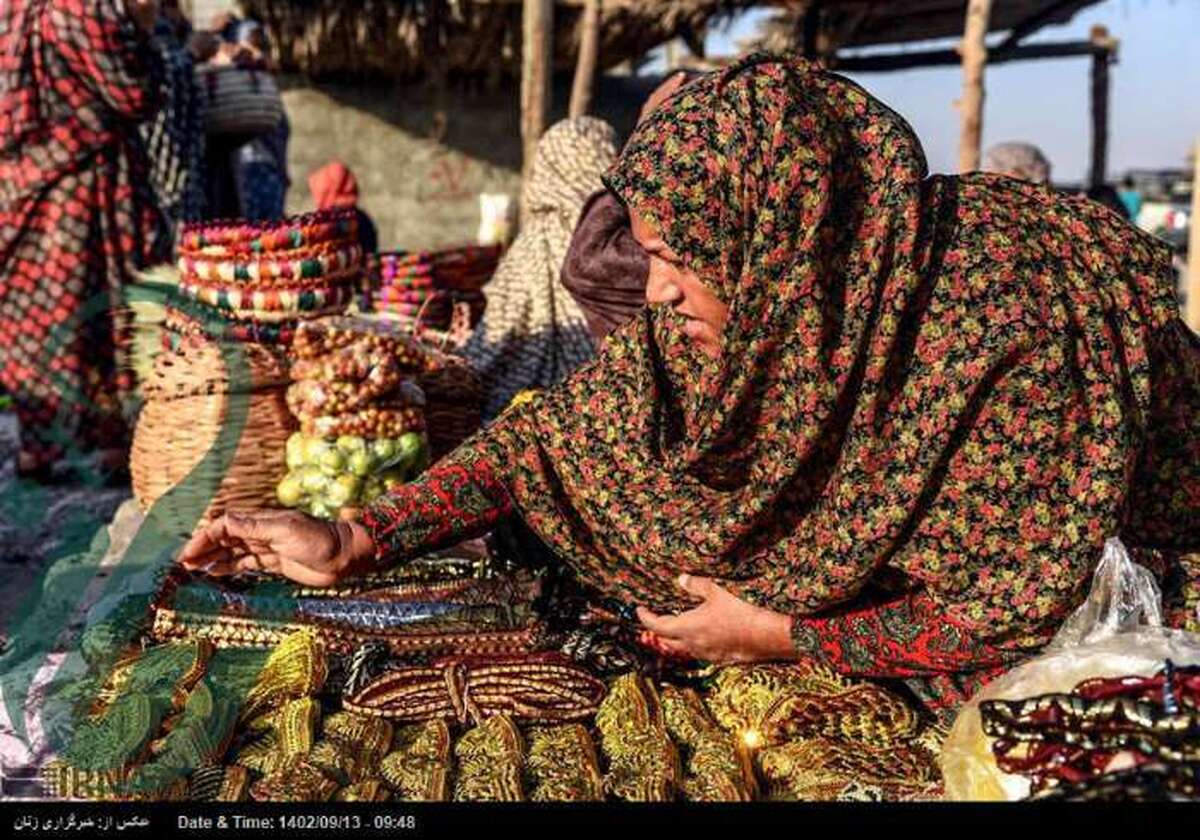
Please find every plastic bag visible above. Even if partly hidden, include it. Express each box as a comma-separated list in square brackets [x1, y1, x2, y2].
[941, 537, 1200, 801]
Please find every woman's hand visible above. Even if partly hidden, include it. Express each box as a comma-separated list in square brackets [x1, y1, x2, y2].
[637, 574, 797, 664]
[176, 509, 376, 587]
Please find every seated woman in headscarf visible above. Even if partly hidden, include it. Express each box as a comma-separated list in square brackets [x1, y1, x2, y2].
[307, 160, 378, 255]
[464, 117, 616, 419]
[179, 55, 1199, 715]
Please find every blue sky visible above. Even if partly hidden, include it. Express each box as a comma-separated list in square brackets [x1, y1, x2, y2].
[682, 0, 1199, 182]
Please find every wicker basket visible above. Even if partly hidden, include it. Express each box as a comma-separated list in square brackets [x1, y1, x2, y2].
[131, 336, 296, 536]
[413, 313, 483, 461]
[198, 65, 284, 136]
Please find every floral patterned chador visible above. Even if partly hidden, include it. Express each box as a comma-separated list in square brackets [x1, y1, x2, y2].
[362, 56, 1200, 712]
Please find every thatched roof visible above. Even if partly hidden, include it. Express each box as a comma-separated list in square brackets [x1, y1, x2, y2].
[240, 0, 739, 82]
[748, 1, 1107, 55]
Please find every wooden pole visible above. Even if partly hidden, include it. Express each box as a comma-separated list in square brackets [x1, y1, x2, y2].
[957, 0, 992, 173]
[569, 0, 601, 119]
[1187, 140, 1200, 333]
[521, 0, 554, 218]
[1089, 26, 1115, 190]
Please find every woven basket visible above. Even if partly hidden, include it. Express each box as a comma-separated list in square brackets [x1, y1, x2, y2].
[199, 65, 284, 136]
[415, 326, 483, 461]
[131, 336, 296, 536]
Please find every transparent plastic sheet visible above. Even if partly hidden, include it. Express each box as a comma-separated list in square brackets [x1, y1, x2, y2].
[941, 537, 1200, 801]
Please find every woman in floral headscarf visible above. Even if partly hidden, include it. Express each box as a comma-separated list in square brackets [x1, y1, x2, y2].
[181, 55, 1199, 714]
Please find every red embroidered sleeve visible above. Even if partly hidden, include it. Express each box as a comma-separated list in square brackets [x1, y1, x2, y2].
[789, 589, 1047, 678]
[360, 443, 514, 566]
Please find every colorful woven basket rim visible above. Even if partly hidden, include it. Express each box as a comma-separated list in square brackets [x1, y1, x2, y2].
[178, 209, 358, 253]
[180, 281, 355, 314]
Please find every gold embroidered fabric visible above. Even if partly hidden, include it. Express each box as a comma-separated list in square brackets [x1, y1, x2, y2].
[379, 720, 452, 801]
[756, 737, 942, 802]
[249, 760, 339, 802]
[308, 739, 361, 786]
[661, 685, 757, 802]
[343, 656, 605, 726]
[276, 696, 321, 761]
[242, 630, 327, 721]
[706, 662, 920, 748]
[453, 714, 525, 802]
[334, 780, 391, 801]
[232, 732, 283, 777]
[322, 710, 395, 767]
[594, 674, 681, 801]
[525, 724, 603, 801]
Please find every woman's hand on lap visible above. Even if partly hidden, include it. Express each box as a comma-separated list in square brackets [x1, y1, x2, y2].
[637, 574, 796, 664]
[176, 509, 376, 587]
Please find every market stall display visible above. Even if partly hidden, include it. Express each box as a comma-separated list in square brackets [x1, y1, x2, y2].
[941, 538, 1200, 801]
[131, 211, 364, 534]
[277, 319, 432, 518]
[979, 664, 1200, 800]
[36, 533, 951, 805]
[367, 245, 501, 331]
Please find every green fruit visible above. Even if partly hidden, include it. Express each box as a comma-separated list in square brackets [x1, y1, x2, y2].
[309, 500, 334, 520]
[326, 473, 361, 507]
[397, 431, 423, 461]
[362, 477, 385, 502]
[300, 467, 328, 494]
[276, 474, 305, 507]
[285, 433, 306, 470]
[348, 449, 374, 477]
[302, 437, 333, 464]
[337, 435, 366, 454]
[371, 437, 397, 465]
[318, 449, 346, 476]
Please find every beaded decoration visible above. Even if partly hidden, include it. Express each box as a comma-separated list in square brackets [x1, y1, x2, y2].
[980, 663, 1200, 795]
[178, 244, 363, 288]
[453, 714, 525, 802]
[594, 673, 681, 801]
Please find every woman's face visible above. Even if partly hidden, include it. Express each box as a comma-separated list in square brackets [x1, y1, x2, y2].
[630, 210, 729, 359]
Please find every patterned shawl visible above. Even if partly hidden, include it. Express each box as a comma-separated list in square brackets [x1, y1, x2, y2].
[465, 117, 615, 419]
[462, 55, 1194, 640]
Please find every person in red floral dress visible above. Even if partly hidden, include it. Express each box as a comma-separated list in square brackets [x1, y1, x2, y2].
[0, 0, 166, 480]
[180, 56, 1200, 716]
